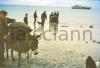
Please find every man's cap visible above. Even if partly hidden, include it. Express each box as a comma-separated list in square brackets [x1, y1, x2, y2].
[0, 10, 8, 16]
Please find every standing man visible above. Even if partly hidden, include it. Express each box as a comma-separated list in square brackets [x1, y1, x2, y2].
[54, 11, 59, 24]
[56, 11, 59, 24]
[53, 11, 59, 32]
[41, 11, 47, 29]
[0, 10, 8, 66]
[49, 12, 54, 30]
[23, 13, 28, 25]
[56, 11, 59, 32]
[33, 11, 38, 29]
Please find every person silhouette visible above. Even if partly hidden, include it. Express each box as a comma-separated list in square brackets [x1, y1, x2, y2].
[23, 13, 28, 25]
[41, 11, 47, 29]
[53, 11, 59, 32]
[49, 12, 54, 30]
[56, 11, 59, 24]
[33, 11, 38, 29]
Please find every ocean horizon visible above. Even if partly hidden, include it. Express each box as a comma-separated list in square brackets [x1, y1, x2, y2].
[0, 5, 100, 25]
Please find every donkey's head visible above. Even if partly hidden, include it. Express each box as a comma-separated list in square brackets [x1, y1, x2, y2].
[28, 33, 42, 55]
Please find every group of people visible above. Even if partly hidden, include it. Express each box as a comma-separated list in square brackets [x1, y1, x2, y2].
[24, 11, 47, 29]
[49, 11, 59, 31]
[23, 11, 59, 31]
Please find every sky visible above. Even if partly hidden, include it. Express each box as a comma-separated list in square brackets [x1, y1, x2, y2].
[0, 0, 100, 7]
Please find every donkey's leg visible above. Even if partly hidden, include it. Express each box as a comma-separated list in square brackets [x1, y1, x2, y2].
[18, 52, 21, 66]
[6, 47, 9, 61]
[11, 50, 15, 61]
[27, 51, 30, 68]
[27, 52, 29, 64]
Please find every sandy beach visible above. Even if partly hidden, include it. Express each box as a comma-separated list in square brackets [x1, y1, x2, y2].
[2, 23, 100, 68]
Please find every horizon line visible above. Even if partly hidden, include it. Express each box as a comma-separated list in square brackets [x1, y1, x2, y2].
[0, 4, 71, 8]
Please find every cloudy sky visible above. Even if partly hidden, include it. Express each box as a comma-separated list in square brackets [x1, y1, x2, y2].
[0, 0, 100, 7]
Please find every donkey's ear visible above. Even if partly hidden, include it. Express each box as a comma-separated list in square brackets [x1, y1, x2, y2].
[36, 33, 42, 38]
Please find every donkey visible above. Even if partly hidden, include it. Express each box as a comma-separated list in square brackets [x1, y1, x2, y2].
[5, 33, 41, 66]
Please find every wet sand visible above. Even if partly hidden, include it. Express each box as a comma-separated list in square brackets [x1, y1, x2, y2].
[3, 23, 100, 68]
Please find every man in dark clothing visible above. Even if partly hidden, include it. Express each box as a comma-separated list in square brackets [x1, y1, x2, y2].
[24, 13, 28, 25]
[33, 11, 38, 28]
[56, 11, 59, 23]
[53, 11, 59, 24]
[53, 11, 59, 32]
[49, 12, 54, 30]
[41, 11, 47, 28]
[0, 10, 8, 66]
